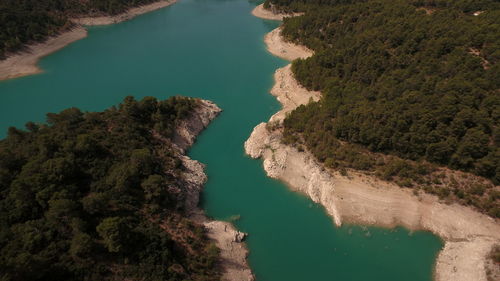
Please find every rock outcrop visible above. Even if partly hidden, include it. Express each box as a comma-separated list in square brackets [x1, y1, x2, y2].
[204, 221, 253, 281]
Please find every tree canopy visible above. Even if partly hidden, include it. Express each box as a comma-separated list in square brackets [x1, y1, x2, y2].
[265, 0, 500, 216]
[0, 96, 221, 281]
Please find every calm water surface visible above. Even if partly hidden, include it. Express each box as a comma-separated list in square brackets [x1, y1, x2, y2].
[0, 0, 443, 280]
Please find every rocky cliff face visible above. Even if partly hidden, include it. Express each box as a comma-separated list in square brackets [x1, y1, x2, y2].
[245, 115, 500, 281]
[173, 99, 221, 153]
[172, 99, 221, 212]
[174, 99, 254, 281]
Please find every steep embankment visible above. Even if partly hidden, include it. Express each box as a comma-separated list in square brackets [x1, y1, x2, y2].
[245, 8, 500, 281]
[173, 100, 254, 281]
[0, 0, 176, 81]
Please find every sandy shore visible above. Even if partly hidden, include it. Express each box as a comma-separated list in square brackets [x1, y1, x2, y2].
[0, 0, 176, 81]
[246, 13, 500, 281]
[174, 100, 254, 281]
[264, 27, 313, 61]
[251, 4, 303, 21]
[0, 27, 87, 81]
[72, 0, 176, 26]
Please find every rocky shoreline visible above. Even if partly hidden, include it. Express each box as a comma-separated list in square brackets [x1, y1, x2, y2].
[0, 0, 176, 81]
[246, 7, 500, 281]
[72, 0, 176, 26]
[251, 4, 303, 21]
[0, 27, 88, 81]
[263, 27, 313, 61]
[174, 99, 254, 281]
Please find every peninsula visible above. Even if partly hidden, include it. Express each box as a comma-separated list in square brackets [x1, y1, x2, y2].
[0, 96, 253, 281]
[0, 0, 176, 81]
[248, 2, 500, 281]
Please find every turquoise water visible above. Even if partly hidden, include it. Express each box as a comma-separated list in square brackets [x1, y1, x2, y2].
[0, 0, 443, 280]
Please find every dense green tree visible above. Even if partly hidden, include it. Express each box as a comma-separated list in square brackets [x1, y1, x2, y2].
[0, 96, 221, 280]
[97, 217, 129, 253]
[266, 0, 499, 216]
[266, 0, 499, 183]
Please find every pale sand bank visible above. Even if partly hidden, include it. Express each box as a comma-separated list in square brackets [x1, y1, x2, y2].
[265, 27, 313, 61]
[0, 0, 176, 81]
[204, 221, 253, 281]
[72, 0, 177, 26]
[0, 28, 87, 81]
[247, 11, 500, 281]
[268, 64, 320, 123]
[251, 4, 303, 21]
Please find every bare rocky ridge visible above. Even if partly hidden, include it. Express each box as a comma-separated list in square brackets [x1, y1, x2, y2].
[0, 0, 177, 81]
[174, 99, 254, 281]
[246, 7, 500, 281]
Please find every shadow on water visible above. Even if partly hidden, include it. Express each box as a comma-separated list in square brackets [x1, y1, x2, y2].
[0, 0, 443, 280]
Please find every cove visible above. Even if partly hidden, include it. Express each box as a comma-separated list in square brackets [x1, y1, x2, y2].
[0, 0, 443, 280]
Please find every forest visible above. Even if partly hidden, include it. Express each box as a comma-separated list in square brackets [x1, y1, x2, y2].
[264, 0, 500, 216]
[0, 0, 161, 58]
[0, 96, 221, 281]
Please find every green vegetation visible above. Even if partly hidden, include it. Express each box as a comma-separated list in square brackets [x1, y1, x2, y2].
[492, 245, 500, 263]
[0, 0, 162, 58]
[265, 0, 500, 216]
[0, 96, 221, 281]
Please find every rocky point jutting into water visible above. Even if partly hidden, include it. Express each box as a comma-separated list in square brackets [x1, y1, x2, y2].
[247, 5, 500, 281]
